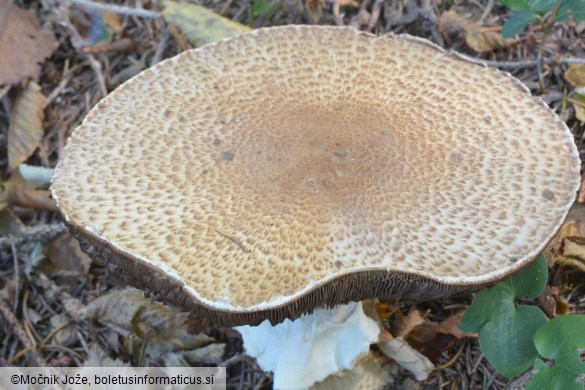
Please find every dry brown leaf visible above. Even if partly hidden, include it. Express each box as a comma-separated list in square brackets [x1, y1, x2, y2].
[46, 232, 92, 277]
[437, 311, 474, 339]
[438, 10, 516, 52]
[305, 0, 325, 22]
[8, 81, 46, 171]
[538, 285, 569, 317]
[3, 186, 57, 211]
[548, 203, 585, 251]
[392, 309, 426, 337]
[0, 3, 57, 86]
[565, 64, 585, 88]
[555, 237, 585, 272]
[390, 310, 472, 363]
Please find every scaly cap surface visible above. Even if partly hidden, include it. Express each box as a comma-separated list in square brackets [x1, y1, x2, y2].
[51, 26, 581, 326]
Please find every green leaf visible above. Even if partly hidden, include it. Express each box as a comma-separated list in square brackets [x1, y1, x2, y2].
[250, 0, 283, 20]
[460, 285, 514, 333]
[479, 305, 547, 378]
[527, 314, 585, 390]
[504, 253, 548, 299]
[527, 0, 558, 13]
[162, 1, 251, 47]
[499, 0, 531, 12]
[502, 10, 540, 37]
[558, 0, 585, 22]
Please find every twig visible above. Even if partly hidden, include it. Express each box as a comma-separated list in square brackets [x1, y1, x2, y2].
[70, 0, 161, 19]
[0, 223, 68, 249]
[479, 0, 495, 22]
[0, 300, 30, 349]
[366, 0, 383, 32]
[562, 57, 585, 65]
[87, 54, 108, 99]
[219, 353, 249, 367]
[151, 28, 170, 67]
[333, 0, 344, 26]
[0, 299, 48, 366]
[0, 85, 10, 101]
[537, 3, 562, 92]
[434, 342, 466, 371]
[480, 56, 585, 69]
[11, 237, 19, 312]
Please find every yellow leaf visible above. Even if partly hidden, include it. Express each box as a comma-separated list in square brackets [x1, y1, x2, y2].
[8, 81, 45, 171]
[565, 64, 585, 88]
[162, 1, 251, 47]
[555, 237, 585, 272]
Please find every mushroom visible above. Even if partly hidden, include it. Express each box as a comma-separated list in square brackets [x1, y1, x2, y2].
[51, 26, 580, 388]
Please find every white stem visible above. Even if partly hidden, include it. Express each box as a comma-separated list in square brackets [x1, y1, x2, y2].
[236, 301, 381, 389]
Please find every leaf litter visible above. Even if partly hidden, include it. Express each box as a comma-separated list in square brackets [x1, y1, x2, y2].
[1, 0, 585, 389]
[0, 2, 57, 86]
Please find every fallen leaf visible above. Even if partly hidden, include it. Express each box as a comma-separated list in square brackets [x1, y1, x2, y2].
[3, 186, 57, 211]
[375, 301, 397, 321]
[305, 0, 325, 22]
[378, 330, 434, 381]
[45, 232, 92, 278]
[83, 344, 130, 367]
[49, 314, 77, 346]
[182, 343, 226, 364]
[437, 311, 475, 339]
[162, 1, 251, 47]
[0, 3, 57, 85]
[68, 5, 118, 49]
[0, 207, 24, 236]
[548, 203, 585, 251]
[555, 237, 585, 272]
[391, 308, 426, 337]
[438, 10, 517, 52]
[83, 288, 216, 366]
[8, 81, 46, 171]
[565, 64, 585, 88]
[410, 311, 474, 363]
[538, 285, 569, 317]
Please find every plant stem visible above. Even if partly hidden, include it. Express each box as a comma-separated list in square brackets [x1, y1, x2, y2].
[536, 2, 562, 93]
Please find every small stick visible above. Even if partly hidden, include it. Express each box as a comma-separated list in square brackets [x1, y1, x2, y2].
[480, 56, 585, 69]
[71, 0, 161, 19]
[151, 28, 170, 67]
[366, 0, 383, 32]
[11, 237, 19, 312]
[87, 54, 108, 99]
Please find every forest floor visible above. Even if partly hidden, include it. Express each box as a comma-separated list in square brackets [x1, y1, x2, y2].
[1, 0, 585, 389]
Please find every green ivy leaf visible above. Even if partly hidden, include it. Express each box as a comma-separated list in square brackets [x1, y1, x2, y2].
[503, 254, 548, 299]
[527, 315, 585, 390]
[460, 254, 547, 332]
[502, 10, 540, 37]
[499, 0, 531, 12]
[558, 0, 585, 22]
[479, 305, 547, 378]
[527, 0, 558, 13]
[460, 285, 514, 333]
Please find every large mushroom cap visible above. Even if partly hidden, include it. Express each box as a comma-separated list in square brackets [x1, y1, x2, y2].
[52, 26, 580, 326]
